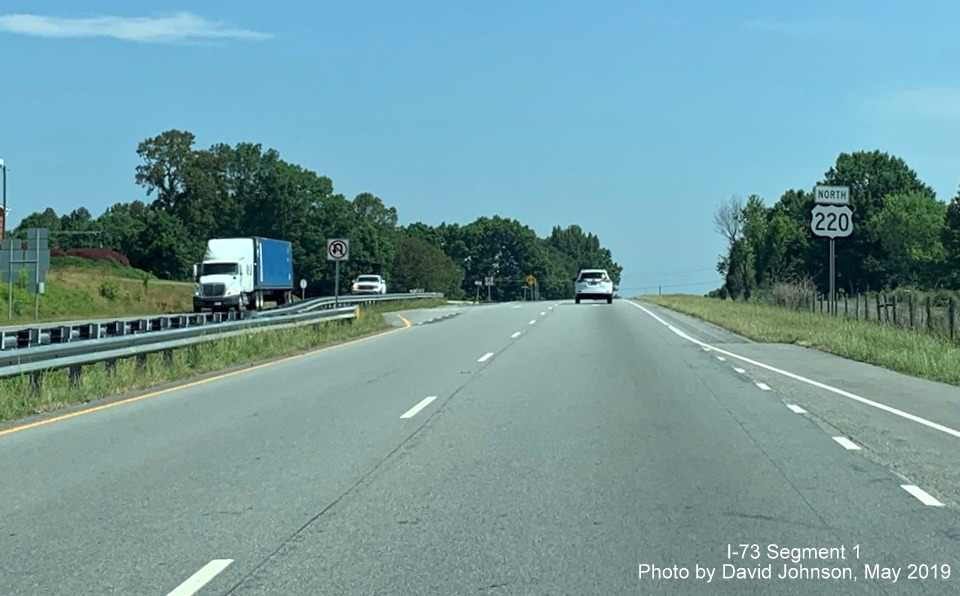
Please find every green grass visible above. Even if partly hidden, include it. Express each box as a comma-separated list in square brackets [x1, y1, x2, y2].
[640, 294, 960, 386]
[49, 256, 161, 280]
[3, 259, 193, 324]
[0, 307, 396, 424]
[0, 297, 450, 425]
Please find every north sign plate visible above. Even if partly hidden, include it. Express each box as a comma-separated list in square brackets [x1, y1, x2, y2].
[814, 185, 851, 206]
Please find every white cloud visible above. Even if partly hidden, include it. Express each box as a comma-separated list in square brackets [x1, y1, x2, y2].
[0, 11, 270, 43]
[871, 88, 960, 123]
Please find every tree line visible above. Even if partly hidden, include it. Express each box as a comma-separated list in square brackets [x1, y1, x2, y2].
[713, 150, 960, 299]
[15, 129, 622, 300]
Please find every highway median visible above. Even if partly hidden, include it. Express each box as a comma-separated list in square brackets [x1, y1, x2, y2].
[640, 294, 960, 387]
[0, 299, 442, 427]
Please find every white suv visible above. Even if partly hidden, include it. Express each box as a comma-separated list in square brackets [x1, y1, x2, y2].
[574, 269, 614, 304]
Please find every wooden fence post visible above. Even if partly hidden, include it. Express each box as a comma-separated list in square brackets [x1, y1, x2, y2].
[950, 298, 956, 342]
[926, 296, 933, 333]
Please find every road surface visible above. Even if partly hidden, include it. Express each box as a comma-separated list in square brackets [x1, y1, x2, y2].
[1, 299, 958, 595]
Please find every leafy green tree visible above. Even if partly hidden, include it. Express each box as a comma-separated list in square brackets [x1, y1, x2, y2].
[392, 235, 464, 297]
[98, 201, 150, 258]
[128, 209, 196, 280]
[135, 129, 197, 212]
[14, 207, 63, 239]
[821, 150, 936, 291]
[868, 192, 947, 287]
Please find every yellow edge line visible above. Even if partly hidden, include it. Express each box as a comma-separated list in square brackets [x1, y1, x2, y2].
[0, 312, 414, 438]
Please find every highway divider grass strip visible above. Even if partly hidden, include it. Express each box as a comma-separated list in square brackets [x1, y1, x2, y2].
[0, 310, 391, 425]
[640, 294, 960, 387]
[354, 297, 447, 313]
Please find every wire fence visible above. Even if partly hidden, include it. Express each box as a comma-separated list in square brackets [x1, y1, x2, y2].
[767, 284, 960, 343]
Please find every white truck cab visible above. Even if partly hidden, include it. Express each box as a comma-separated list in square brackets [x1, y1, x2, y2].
[351, 275, 387, 295]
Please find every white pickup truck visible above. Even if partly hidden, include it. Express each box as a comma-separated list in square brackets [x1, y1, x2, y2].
[351, 274, 387, 295]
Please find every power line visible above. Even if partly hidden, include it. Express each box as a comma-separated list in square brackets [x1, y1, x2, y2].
[633, 266, 717, 278]
[619, 279, 719, 292]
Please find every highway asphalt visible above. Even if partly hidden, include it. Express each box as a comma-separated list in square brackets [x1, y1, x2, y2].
[1, 299, 958, 594]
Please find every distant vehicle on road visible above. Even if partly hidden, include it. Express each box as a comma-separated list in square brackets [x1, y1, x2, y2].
[192, 237, 294, 312]
[574, 269, 614, 304]
[351, 274, 387, 295]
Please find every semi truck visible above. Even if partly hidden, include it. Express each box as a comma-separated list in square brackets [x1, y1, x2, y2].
[192, 237, 294, 313]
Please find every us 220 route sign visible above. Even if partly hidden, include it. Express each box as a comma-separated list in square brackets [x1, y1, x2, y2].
[810, 204, 853, 239]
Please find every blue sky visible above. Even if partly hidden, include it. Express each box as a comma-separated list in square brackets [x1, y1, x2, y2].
[3, 1, 960, 294]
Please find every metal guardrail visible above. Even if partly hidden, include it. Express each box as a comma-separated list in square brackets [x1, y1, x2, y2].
[0, 292, 443, 351]
[0, 292, 443, 380]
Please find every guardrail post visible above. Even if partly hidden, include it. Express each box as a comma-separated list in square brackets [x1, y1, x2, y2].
[29, 371, 44, 395]
[50, 326, 71, 343]
[79, 324, 101, 341]
[17, 328, 42, 349]
[104, 359, 116, 376]
[162, 350, 173, 366]
[135, 353, 148, 371]
[69, 365, 83, 387]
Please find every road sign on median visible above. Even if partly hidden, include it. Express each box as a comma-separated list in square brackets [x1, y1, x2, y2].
[811, 204, 854, 239]
[525, 274, 537, 287]
[814, 185, 851, 206]
[484, 276, 494, 286]
[326, 238, 349, 261]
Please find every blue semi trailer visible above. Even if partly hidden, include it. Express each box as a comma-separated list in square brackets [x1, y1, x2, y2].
[192, 237, 294, 312]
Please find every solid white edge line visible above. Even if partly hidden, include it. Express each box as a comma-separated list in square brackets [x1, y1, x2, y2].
[832, 436, 861, 450]
[400, 396, 438, 419]
[477, 352, 494, 363]
[529, 319, 536, 325]
[787, 404, 807, 414]
[900, 485, 944, 506]
[733, 367, 746, 374]
[627, 301, 960, 440]
[511, 331, 522, 338]
[167, 559, 234, 596]
[755, 382, 772, 391]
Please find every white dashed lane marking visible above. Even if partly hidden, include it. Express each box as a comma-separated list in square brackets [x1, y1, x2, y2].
[400, 396, 438, 419]
[832, 436, 861, 450]
[166, 560, 233, 596]
[901, 485, 944, 507]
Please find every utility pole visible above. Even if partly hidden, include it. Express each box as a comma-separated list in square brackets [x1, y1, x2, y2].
[1, 159, 6, 242]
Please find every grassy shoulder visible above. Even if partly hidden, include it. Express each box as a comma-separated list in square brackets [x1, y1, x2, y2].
[0, 305, 400, 425]
[3, 257, 193, 324]
[640, 294, 960, 386]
